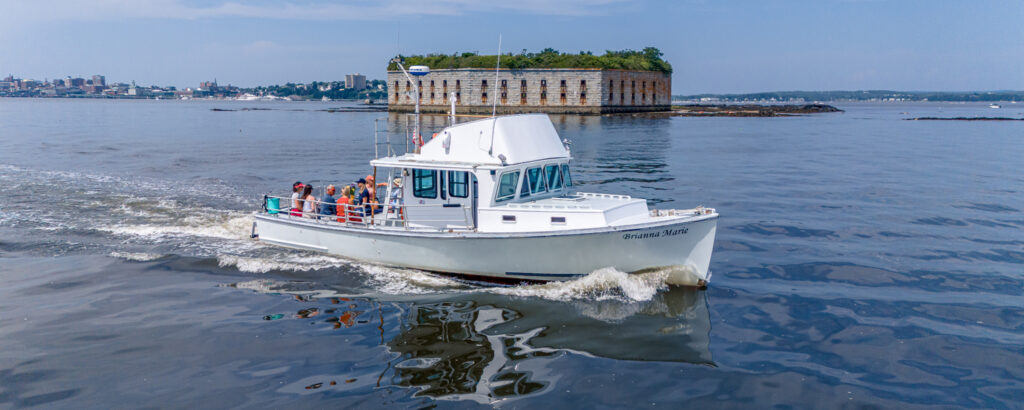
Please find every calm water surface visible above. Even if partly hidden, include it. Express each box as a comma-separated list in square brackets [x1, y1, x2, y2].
[1, 99, 1022, 408]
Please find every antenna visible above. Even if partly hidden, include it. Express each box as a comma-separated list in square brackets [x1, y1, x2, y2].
[492, 34, 501, 118]
[488, 34, 502, 155]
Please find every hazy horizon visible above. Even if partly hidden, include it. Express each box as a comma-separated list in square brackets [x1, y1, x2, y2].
[2, 0, 1022, 94]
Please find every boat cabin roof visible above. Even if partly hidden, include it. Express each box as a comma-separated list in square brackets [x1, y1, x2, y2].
[370, 114, 570, 170]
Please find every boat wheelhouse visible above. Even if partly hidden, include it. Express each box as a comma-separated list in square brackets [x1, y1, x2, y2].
[253, 112, 718, 286]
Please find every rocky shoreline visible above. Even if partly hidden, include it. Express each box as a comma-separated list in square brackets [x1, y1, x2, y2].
[660, 104, 843, 117]
[905, 117, 1024, 121]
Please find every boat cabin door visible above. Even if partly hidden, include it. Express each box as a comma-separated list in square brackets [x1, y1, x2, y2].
[471, 175, 478, 229]
[405, 168, 474, 230]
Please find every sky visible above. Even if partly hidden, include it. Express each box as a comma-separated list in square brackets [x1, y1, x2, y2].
[1, 0, 1022, 94]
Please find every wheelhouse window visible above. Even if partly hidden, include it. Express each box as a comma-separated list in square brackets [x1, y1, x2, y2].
[412, 169, 437, 198]
[448, 171, 468, 198]
[544, 164, 563, 190]
[520, 172, 531, 198]
[526, 167, 547, 195]
[495, 171, 519, 202]
[561, 164, 572, 187]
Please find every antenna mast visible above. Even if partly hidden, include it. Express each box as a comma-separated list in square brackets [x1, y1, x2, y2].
[492, 34, 501, 118]
[488, 34, 502, 155]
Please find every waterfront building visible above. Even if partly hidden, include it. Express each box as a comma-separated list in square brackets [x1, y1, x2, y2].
[345, 73, 366, 90]
[387, 49, 672, 114]
[92, 75, 105, 87]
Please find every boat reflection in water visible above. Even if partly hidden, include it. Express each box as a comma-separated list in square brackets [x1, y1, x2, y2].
[229, 280, 712, 403]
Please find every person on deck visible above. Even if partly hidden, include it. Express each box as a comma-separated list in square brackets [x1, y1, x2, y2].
[336, 186, 353, 223]
[319, 185, 337, 218]
[355, 178, 371, 215]
[290, 182, 303, 217]
[301, 184, 315, 218]
[365, 175, 386, 214]
[365, 175, 377, 214]
[388, 178, 404, 217]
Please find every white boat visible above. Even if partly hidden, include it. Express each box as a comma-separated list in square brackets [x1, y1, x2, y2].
[253, 113, 718, 286]
[989, 103, 1001, 109]
[252, 61, 718, 286]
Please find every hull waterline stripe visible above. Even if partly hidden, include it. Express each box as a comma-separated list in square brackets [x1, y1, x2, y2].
[505, 272, 584, 278]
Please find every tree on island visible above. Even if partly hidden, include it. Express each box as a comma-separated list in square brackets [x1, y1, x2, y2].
[388, 47, 673, 74]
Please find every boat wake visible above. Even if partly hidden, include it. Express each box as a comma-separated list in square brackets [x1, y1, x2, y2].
[216, 253, 349, 274]
[487, 267, 670, 303]
[108, 251, 167, 262]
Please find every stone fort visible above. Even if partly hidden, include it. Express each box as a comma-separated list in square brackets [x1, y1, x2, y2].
[387, 68, 671, 114]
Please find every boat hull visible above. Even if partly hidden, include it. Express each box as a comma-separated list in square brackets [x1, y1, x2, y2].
[253, 214, 718, 286]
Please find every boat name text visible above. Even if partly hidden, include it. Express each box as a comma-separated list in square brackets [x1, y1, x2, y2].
[623, 227, 688, 240]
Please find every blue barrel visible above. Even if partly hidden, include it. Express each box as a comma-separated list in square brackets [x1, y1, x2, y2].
[266, 197, 280, 214]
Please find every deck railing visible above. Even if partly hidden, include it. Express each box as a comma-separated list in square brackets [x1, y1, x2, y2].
[262, 194, 475, 232]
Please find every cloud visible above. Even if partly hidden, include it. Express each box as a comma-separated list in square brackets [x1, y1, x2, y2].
[1, 0, 630, 23]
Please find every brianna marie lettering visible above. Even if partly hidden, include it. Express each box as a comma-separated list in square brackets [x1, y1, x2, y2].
[622, 227, 688, 240]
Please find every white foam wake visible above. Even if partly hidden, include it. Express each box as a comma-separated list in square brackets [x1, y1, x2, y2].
[98, 214, 255, 242]
[487, 267, 670, 303]
[109, 251, 167, 262]
[358, 263, 469, 294]
[216, 253, 351, 274]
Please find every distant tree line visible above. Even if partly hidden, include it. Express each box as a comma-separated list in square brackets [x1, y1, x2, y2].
[241, 79, 389, 100]
[677, 90, 1024, 102]
[389, 47, 672, 74]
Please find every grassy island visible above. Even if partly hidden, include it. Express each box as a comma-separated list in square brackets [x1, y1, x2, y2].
[389, 47, 672, 74]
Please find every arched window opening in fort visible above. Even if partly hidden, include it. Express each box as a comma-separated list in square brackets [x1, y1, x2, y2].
[540, 80, 548, 105]
[560, 79, 567, 104]
[520, 79, 527, 104]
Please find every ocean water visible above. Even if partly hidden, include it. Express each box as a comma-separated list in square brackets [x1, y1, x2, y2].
[0, 98, 1022, 408]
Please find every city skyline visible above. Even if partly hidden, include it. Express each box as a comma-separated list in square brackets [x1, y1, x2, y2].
[2, 0, 1023, 93]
